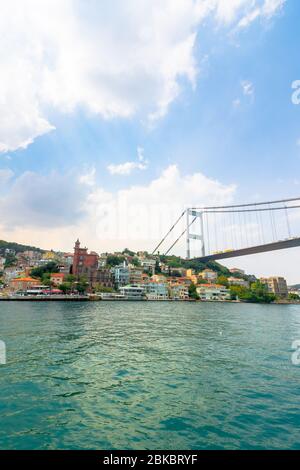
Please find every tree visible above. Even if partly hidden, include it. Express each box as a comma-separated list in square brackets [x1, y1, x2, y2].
[217, 275, 229, 287]
[4, 253, 17, 268]
[288, 293, 300, 301]
[30, 262, 59, 280]
[230, 282, 275, 303]
[94, 284, 115, 293]
[41, 273, 52, 286]
[131, 257, 140, 267]
[60, 283, 72, 294]
[188, 282, 199, 300]
[155, 260, 161, 274]
[106, 255, 125, 267]
[76, 276, 89, 294]
[122, 248, 135, 257]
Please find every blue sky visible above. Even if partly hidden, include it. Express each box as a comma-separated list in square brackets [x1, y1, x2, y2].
[1, 0, 300, 282]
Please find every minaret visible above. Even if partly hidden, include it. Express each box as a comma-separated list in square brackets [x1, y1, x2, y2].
[73, 239, 81, 276]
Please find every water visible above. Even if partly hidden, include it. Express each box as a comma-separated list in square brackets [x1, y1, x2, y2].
[0, 301, 300, 450]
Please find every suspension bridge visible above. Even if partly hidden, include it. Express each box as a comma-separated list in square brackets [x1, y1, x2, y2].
[152, 196, 300, 262]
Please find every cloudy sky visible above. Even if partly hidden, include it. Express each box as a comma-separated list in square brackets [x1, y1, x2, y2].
[1, 0, 300, 282]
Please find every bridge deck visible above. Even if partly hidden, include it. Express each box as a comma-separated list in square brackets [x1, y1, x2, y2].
[191, 237, 300, 263]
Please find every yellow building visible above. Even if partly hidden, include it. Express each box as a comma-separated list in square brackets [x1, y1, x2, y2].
[186, 269, 198, 284]
[43, 251, 57, 260]
[10, 277, 40, 292]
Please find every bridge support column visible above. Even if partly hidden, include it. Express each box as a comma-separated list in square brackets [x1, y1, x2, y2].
[186, 209, 205, 259]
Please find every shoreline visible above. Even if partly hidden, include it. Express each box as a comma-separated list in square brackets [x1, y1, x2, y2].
[0, 296, 299, 305]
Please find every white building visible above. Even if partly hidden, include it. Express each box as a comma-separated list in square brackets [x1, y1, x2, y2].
[138, 258, 156, 274]
[144, 283, 169, 300]
[169, 284, 189, 300]
[196, 284, 230, 301]
[0, 257, 5, 271]
[199, 269, 218, 282]
[119, 285, 146, 300]
[112, 263, 130, 289]
[227, 277, 249, 288]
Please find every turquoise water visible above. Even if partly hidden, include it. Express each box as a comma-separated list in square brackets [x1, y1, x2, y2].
[0, 301, 300, 449]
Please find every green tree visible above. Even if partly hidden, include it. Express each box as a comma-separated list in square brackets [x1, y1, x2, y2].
[288, 293, 300, 301]
[94, 284, 115, 293]
[217, 275, 229, 287]
[188, 282, 199, 300]
[76, 276, 89, 294]
[230, 282, 275, 303]
[4, 253, 17, 268]
[131, 257, 141, 267]
[30, 262, 59, 279]
[122, 248, 135, 257]
[60, 283, 72, 294]
[106, 255, 125, 267]
[41, 273, 52, 286]
[155, 260, 161, 274]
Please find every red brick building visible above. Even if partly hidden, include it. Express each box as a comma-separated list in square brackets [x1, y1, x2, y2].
[72, 239, 99, 286]
[72, 239, 114, 288]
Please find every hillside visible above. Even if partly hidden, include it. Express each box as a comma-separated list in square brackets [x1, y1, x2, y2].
[0, 240, 44, 255]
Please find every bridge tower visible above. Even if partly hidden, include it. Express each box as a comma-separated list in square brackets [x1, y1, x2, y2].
[186, 209, 205, 259]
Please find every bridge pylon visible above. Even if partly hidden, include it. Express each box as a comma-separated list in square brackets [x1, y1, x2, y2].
[186, 209, 205, 259]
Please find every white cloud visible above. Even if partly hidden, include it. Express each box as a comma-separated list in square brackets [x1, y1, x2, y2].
[241, 80, 255, 96]
[232, 98, 241, 108]
[107, 146, 149, 175]
[0, 164, 236, 253]
[107, 161, 148, 176]
[79, 168, 96, 186]
[0, 170, 88, 228]
[238, 0, 285, 28]
[88, 164, 236, 246]
[0, 0, 286, 152]
[0, 169, 14, 184]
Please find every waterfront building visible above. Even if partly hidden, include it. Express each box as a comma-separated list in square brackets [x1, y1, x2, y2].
[112, 263, 130, 289]
[72, 239, 99, 286]
[169, 283, 189, 300]
[196, 284, 230, 301]
[100, 292, 126, 300]
[260, 277, 288, 298]
[129, 268, 144, 285]
[199, 269, 218, 282]
[50, 273, 65, 286]
[96, 268, 114, 288]
[9, 277, 40, 292]
[144, 282, 169, 300]
[227, 277, 249, 288]
[119, 285, 146, 300]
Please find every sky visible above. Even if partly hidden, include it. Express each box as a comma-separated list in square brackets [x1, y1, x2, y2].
[1, 0, 300, 283]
